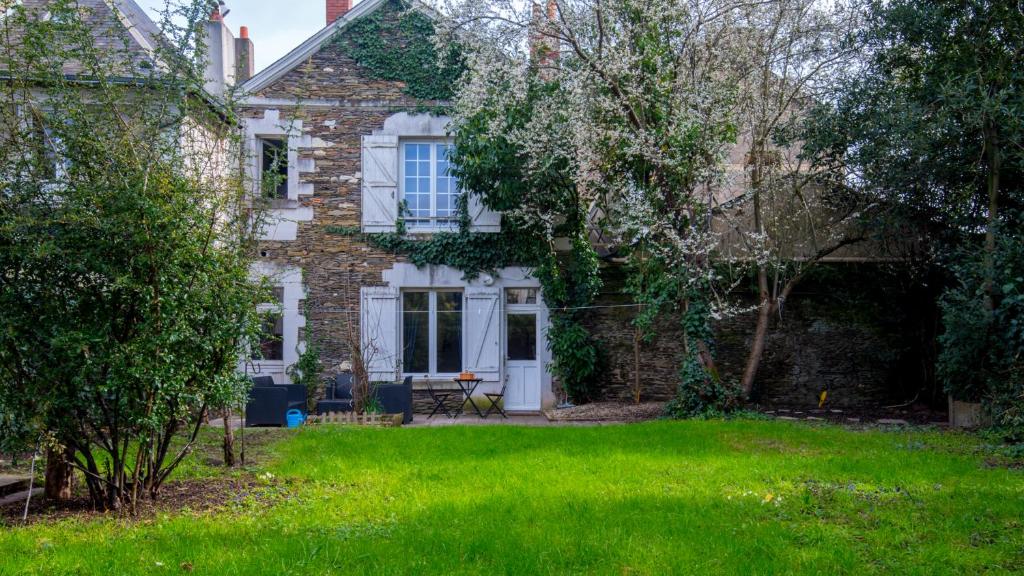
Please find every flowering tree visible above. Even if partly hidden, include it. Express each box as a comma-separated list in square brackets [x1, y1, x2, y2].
[0, 0, 264, 511]
[712, 0, 870, 397]
[442, 0, 747, 411]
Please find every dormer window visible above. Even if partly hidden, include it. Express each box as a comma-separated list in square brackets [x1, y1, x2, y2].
[401, 141, 458, 230]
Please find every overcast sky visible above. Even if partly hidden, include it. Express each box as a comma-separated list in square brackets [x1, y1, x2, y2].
[136, 0, 341, 72]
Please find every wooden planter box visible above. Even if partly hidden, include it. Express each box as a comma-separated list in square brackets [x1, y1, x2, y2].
[948, 397, 991, 428]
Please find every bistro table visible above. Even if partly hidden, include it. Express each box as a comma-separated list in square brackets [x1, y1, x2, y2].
[452, 378, 485, 418]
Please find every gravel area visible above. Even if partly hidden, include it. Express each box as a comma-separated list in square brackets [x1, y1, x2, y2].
[545, 402, 667, 422]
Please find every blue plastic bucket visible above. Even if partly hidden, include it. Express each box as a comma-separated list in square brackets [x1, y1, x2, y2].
[286, 409, 305, 428]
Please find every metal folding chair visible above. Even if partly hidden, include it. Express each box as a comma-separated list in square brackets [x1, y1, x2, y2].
[426, 379, 454, 419]
[484, 376, 509, 419]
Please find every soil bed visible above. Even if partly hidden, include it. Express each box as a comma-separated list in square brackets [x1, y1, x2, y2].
[0, 475, 288, 526]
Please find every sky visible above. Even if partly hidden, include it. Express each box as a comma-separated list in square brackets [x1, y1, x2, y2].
[136, 0, 341, 73]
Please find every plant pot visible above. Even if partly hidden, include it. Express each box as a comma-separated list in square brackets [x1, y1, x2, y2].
[948, 397, 990, 428]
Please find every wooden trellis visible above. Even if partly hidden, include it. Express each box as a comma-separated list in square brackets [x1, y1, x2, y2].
[307, 412, 403, 427]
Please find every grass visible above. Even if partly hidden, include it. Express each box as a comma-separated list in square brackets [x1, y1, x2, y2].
[1, 420, 1023, 575]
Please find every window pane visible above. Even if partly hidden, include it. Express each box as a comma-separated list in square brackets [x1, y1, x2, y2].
[506, 288, 538, 305]
[404, 143, 433, 226]
[261, 138, 288, 199]
[507, 313, 537, 361]
[436, 291, 462, 373]
[435, 144, 458, 218]
[254, 314, 284, 361]
[404, 291, 428, 311]
[403, 292, 429, 373]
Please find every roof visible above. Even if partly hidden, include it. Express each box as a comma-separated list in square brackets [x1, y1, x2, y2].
[240, 0, 440, 96]
[6, 0, 167, 75]
[109, 0, 164, 55]
[2, 0, 234, 119]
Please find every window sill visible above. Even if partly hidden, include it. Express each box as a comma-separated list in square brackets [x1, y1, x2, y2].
[404, 226, 459, 235]
[268, 198, 300, 209]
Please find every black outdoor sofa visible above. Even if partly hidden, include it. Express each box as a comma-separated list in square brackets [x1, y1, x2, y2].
[316, 373, 355, 415]
[247, 374, 413, 427]
[245, 375, 308, 427]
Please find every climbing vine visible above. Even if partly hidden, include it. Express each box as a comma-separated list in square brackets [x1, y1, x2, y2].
[332, 0, 464, 101]
[366, 212, 548, 279]
[447, 74, 605, 403]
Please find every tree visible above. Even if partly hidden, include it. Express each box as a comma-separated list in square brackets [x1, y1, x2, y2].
[448, 66, 603, 403]
[712, 0, 869, 397]
[443, 0, 745, 412]
[806, 0, 1023, 427]
[0, 0, 264, 511]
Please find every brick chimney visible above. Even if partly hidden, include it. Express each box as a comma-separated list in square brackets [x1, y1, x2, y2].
[327, 0, 352, 24]
[530, 0, 559, 77]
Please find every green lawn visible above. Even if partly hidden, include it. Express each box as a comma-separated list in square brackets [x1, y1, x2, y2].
[1, 420, 1023, 575]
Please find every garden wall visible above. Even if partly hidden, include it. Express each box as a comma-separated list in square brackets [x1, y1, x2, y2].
[582, 263, 938, 410]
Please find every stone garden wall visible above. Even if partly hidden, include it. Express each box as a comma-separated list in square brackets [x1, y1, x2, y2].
[583, 263, 937, 410]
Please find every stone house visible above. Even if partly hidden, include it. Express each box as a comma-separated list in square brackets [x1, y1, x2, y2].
[239, 0, 553, 412]
[238, 0, 933, 413]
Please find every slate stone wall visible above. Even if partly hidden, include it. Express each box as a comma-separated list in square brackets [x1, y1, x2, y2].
[245, 8, 416, 380]
[583, 264, 937, 410]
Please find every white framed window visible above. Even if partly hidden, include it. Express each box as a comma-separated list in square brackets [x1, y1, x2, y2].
[400, 141, 460, 230]
[505, 288, 539, 306]
[258, 136, 288, 200]
[401, 290, 463, 376]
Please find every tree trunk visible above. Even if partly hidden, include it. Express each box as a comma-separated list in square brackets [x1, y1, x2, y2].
[222, 408, 235, 467]
[740, 281, 772, 398]
[633, 326, 642, 404]
[982, 124, 1000, 314]
[740, 145, 769, 398]
[44, 445, 75, 501]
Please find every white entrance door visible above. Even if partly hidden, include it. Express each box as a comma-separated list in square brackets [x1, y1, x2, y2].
[504, 310, 541, 411]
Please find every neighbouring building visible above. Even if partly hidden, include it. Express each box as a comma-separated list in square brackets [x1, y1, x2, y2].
[1, 0, 254, 201]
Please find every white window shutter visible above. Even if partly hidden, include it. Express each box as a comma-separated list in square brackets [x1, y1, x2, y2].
[464, 288, 501, 381]
[361, 135, 399, 233]
[361, 286, 400, 382]
[467, 191, 501, 232]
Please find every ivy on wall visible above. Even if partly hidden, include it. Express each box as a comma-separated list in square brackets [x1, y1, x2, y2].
[364, 200, 549, 278]
[332, 0, 464, 101]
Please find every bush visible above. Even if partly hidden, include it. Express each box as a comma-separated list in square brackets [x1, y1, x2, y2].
[939, 220, 1024, 440]
[665, 355, 742, 419]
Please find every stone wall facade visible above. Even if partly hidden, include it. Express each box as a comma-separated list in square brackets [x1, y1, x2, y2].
[242, 3, 556, 413]
[243, 5, 420, 383]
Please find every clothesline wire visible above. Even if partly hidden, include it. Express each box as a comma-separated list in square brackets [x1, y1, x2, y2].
[284, 302, 648, 314]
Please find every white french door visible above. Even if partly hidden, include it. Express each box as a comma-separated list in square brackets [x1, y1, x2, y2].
[504, 310, 541, 411]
